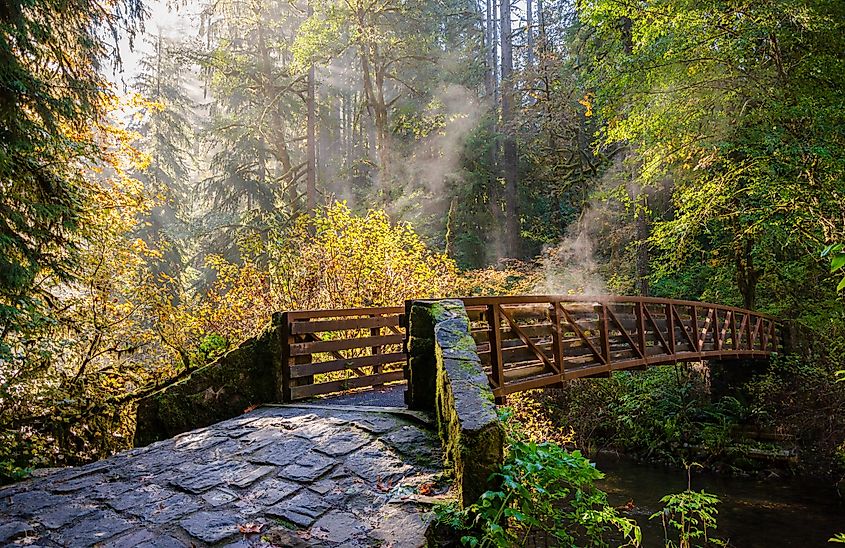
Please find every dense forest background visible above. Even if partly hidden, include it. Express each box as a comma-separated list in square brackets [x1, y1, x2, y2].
[1, 0, 844, 482]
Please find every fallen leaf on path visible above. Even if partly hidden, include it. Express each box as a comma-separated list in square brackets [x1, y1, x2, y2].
[238, 522, 263, 534]
[376, 477, 393, 492]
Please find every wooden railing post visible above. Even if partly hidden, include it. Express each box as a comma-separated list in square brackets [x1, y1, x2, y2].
[280, 312, 292, 402]
[291, 318, 314, 400]
[761, 319, 769, 352]
[371, 313, 384, 389]
[666, 303, 676, 355]
[487, 304, 504, 396]
[711, 309, 720, 352]
[717, 311, 730, 351]
[731, 311, 739, 353]
[636, 301, 647, 364]
[745, 314, 753, 352]
[598, 302, 611, 370]
[551, 301, 565, 381]
[691, 305, 700, 352]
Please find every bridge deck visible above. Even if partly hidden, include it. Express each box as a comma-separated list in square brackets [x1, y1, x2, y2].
[0, 405, 444, 547]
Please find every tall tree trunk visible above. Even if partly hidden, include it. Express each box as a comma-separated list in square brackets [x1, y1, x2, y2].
[359, 42, 390, 191]
[485, 0, 504, 262]
[537, 0, 544, 39]
[344, 91, 353, 189]
[629, 180, 650, 296]
[736, 238, 759, 310]
[500, 0, 520, 258]
[305, 3, 316, 213]
[492, 0, 499, 106]
[526, 0, 534, 67]
[256, 19, 295, 210]
[484, 0, 493, 98]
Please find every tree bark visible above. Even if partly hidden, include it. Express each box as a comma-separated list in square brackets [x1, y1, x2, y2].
[484, 0, 493, 98]
[500, 0, 520, 258]
[358, 40, 390, 188]
[306, 3, 316, 214]
[736, 239, 759, 310]
[256, 18, 295, 210]
[526, 0, 534, 67]
[633, 190, 650, 296]
[491, 0, 498, 106]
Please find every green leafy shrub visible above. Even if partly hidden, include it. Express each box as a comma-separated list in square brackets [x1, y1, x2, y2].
[509, 367, 749, 469]
[193, 333, 228, 366]
[650, 468, 723, 548]
[651, 489, 723, 548]
[437, 412, 641, 547]
[821, 244, 845, 294]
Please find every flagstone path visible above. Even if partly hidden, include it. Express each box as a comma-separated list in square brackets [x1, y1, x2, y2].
[0, 404, 446, 547]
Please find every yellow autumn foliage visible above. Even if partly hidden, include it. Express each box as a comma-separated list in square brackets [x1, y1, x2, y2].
[197, 202, 461, 341]
[275, 202, 460, 309]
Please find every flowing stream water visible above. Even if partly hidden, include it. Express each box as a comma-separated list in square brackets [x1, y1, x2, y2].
[593, 454, 845, 547]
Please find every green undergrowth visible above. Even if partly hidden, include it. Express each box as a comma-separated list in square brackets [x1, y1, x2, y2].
[507, 366, 744, 470]
[434, 410, 642, 547]
[506, 361, 845, 477]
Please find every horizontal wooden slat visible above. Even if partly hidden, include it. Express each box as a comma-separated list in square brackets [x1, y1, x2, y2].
[290, 370, 405, 399]
[503, 363, 548, 381]
[286, 306, 403, 321]
[291, 352, 405, 378]
[291, 314, 402, 334]
[290, 334, 404, 356]
[495, 372, 563, 396]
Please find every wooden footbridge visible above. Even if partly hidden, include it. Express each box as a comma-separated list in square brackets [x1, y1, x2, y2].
[278, 296, 781, 400]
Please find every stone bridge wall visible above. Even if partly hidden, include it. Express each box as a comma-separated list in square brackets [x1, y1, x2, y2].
[135, 299, 506, 510]
[406, 299, 504, 507]
[134, 319, 284, 446]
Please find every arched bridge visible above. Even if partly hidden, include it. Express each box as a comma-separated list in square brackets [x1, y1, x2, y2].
[278, 295, 781, 401]
[1, 298, 780, 547]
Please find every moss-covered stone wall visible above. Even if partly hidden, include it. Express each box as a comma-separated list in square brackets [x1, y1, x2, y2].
[133, 320, 284, 446]
[407, 299, 504, 507]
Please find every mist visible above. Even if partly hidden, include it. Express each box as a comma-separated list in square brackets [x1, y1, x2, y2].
[534, 206, 609, 296]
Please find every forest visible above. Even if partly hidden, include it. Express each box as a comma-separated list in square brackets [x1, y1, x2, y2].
[1, 0, 845, 542]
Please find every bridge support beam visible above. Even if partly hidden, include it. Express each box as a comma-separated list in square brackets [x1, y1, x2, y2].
[406, 299, 504, 508]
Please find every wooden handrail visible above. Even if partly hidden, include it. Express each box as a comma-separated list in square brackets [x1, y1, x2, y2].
[276, 296, 781, 402]
[456, 296, 781, 399]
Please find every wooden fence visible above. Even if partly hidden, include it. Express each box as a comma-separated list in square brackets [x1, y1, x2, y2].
[279, 307, 406, 400]
[278, 296, 780, 401]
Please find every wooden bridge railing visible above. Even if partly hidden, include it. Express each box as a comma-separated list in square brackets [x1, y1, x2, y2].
[461, 296, 780, 398]
[278, 296, 780, 401]
[279, 307, 406, 400]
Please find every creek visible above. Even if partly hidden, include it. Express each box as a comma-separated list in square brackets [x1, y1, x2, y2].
[594, 454, 845, 547]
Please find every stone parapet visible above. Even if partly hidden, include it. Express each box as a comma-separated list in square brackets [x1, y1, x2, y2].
[133, 321, 283, 446]
[406, 299, 504, 507]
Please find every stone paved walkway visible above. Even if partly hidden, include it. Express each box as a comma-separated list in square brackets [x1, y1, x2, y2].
[0, 405, 447, 547]
[310, 386, 405, 408]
